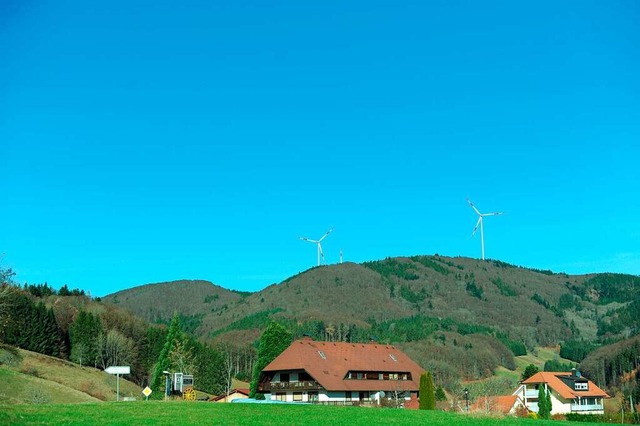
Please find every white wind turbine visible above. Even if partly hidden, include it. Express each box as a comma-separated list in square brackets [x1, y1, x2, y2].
[467, 199, 503, 260]
[300, 228, 334, 266]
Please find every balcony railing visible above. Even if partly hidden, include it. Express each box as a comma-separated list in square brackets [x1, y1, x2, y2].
[571, 404, 604, 412]
[258, 381, 324, 392]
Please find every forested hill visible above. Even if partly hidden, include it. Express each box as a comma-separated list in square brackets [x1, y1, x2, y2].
[101, 280, 245, 333]
[3, 255, 639, 399]
[104, 255, 640, 352]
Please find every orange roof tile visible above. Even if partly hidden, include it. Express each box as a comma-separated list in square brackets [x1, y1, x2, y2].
[522, 372, 609, 400]
[471, 395, 523, 414]
[262, 339, 425, 392]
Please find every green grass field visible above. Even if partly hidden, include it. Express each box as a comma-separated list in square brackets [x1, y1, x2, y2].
[0, 402, 611, 426]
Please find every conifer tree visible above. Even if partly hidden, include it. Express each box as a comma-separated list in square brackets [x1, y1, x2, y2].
[150, 313, 185, 398]
[522, 364, 539, 380]
[419, 371, 436, 409]
[425, 371, 436, 409]
[249, 322, 292, 399]
[70, 310, 102, 367]
[537, 385, 551, 419]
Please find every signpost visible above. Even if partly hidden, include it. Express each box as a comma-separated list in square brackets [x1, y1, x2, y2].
[105, 366, 131, 401]
[142, 386, 152, 401]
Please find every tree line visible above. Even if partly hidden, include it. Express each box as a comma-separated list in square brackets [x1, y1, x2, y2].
[0, 276, 254, 397]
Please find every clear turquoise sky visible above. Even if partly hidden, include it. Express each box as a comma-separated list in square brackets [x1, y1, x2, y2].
[2, 0, 639, 296]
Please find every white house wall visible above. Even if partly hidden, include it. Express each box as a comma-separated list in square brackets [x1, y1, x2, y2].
[549, 392, 572, 415]
[513, 383, 605, 416]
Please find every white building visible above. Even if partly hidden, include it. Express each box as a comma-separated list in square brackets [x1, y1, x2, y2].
[513, 370, 609, 415]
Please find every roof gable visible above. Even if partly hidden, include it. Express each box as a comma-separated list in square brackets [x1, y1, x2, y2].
[522, 372, 609, 399]
[211, 388, 250, 402]
[471, 395, 525, 414]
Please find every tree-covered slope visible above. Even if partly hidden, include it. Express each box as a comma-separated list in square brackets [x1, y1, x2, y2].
[102, 255, 640, 376]
[101, 279, 245, 332]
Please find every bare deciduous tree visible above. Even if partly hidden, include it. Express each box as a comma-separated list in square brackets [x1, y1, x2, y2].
[97, 329, 136, 369]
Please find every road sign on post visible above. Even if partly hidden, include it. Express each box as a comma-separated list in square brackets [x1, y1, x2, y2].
[105, 366, 131, 375]
[142, 386, 152, 401]
[105, 366, 131, 401]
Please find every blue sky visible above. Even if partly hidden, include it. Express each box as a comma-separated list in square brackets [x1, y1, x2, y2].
[1, 0, 639, 296]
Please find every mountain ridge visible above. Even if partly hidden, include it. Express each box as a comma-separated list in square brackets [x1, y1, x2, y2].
[102, 255, 640, 352]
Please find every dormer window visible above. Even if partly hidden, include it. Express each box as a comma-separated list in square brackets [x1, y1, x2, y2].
[575, 382, 588, 391]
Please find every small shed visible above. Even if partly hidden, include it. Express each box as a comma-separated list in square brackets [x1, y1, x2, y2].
[211, 389, 250, 403]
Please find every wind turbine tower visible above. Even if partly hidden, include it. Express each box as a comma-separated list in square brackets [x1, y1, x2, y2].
[300, 228, 334, 266]
[467, 199, 503, 260]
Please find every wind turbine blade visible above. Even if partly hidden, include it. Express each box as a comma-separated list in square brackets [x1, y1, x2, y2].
[482, 212, 504, 216]
[319, 227, 334, 242]
[466, 198, 481, 215]
[471, 217, 482, 237]
[301, 237, 319, 243]
[318, 243, 325, 260]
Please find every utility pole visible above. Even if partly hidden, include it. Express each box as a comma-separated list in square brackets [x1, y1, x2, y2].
[463, 388, 469, 412]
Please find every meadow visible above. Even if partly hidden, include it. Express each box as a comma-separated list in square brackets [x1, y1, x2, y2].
[0, 402, 610, 426]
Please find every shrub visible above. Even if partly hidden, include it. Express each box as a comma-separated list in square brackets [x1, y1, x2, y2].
[79, 381, 106, 400]
[565, 413, 607, 422]
[21, 366, 40, 378]
[0, 345, 21, 366]
[26, 386, 51, 404]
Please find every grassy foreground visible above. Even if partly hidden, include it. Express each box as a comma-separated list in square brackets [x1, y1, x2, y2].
[0, 402, 608, 426]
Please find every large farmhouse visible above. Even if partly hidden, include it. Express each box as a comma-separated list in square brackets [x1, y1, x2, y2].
[513, 370, 609, 415]
[257, 337, 424, 404]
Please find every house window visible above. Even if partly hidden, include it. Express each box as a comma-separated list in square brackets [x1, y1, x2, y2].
[575, 382, 588, 390]
[309, 391, 319, 402]
[359, 391, 370, 401]
[345, 391, 352, 401]
[357, 372, 363, 379]
[275, 393, 286, 401]
[299, 371, 312, 382]
[293, 392, 303, 401]
[318, 351, 327, 359]
[280, 373, 290, 383]
[389, 354, 398, 362]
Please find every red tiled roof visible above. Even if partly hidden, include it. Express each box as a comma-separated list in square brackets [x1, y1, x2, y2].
[522, 372, 609, 400]
[262, 339, 424, 392]
[471, 395, 523, 414]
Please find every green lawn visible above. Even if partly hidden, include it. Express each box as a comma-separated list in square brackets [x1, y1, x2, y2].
[0, 402, 610, 426]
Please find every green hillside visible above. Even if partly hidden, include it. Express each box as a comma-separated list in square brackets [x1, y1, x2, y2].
[0, 345, 141, 404]
[2, 255, 640, 408]
[104, 256, 639, 351]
